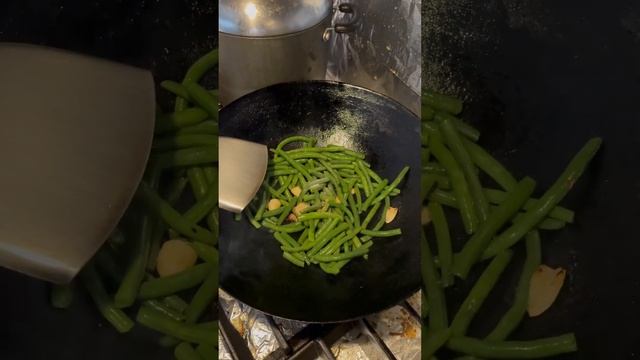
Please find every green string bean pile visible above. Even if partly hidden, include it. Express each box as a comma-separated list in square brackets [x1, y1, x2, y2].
[241, 136, 409, 275]
[421, 90, 601, 359]
[49, 49, 220, 360]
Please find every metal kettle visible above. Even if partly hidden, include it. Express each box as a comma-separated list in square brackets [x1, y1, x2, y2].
[219, 0, 358, 105]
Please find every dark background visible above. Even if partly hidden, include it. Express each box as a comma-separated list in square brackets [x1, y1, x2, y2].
[0, 1, 216, 359]
[423, 0, 640, 359]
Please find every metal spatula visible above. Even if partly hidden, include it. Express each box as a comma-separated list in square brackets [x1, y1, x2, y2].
[0, 43, 155, 284]
[218, 137, 268, 213]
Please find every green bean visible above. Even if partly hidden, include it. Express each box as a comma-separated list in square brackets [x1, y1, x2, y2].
[421, 148, 431, 164]
[283, 252, 305, 267]
[453, 177, 535, 279]
[361, 201, 382, 230]
[360, 228, 401, 237]
[253, 190, 268, 222]
[423, 328, 452, 359]
[430, 133, 478, 234]
[450, 250, 513, 336]
[94, 246, 124, 284]
[487, 231, 541, 341]
[354, 186, 363, 213]
[187, 167, 208, 200]
[262, 207, 286, 218]
[162, 295, 190, 314]
[184, 186, 217, 224]
[313, 245, 370, 262]
[176, 120, 218, 136]
[144, 299, 186, 322]
[136, 305, 216, 346]
[137, 182, 216, 245]
[359, 161, 374, 196]
[423, 162, 447, 175]
[535, 218, 566, 230]
[435, 112, 480, 142]
[447, 334, 578, 359]
[184, 269, 217, 323]
[114, 214, 152, 308]
[423, 91, 463, 115]
[202, 166, 217, 184]
[190, 242, 219, 266]
[433, 189, 567, 232]
[138, 263, 212, 300]
[372, 166, 410, 203]
[297, 212, 340, 222]
[275, 136, 316, 153]
[81, 264, 134, 333]
[483, 138, 602, 259]
[422, 103, 436, 120]
[183, 81, 218, 120]
[174, 342, 203, 360]
[262, 221, 305, 233]
[161, 80, 191, 101]
[361, 180, 388, 213]
[307, 223, 351, 256]
[421, 230, 448, 330]
[484, 188, 575, 223]
[155, 108, 209, 134]
[439, 117, 489, 222]
[152, 134, 217, 151]
[429, 201, 453, 287]
[50, 283, 74, 309]
[353, 164, 371, 197]
[154, 146, 218, 169]
[421, 174, 438, 202]
[274, 149, 312, 180]
[463, 139, 517, 191]
[175, 49, 218, 111]
[196, 344, 217, 359]
[276, 202, 294, 224]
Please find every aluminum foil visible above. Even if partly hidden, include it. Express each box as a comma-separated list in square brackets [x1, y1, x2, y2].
[365, 305, 422, 360]
[331, 322, 388, 360]
[219, 330, 234, 360]
[406, 290, 422, 316]
[327, 0, 421, 115]
[219, 290, 282, 360]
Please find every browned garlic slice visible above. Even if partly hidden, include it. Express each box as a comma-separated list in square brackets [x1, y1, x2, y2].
[528, 265, 567, 317]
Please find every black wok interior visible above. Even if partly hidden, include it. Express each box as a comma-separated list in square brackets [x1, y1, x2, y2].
[219, 81, 422, 322]
[423, 0, 640, 358]
[0, 2, 216, 359]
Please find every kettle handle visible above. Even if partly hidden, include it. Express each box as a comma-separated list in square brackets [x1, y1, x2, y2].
[334, 3, 359, 33]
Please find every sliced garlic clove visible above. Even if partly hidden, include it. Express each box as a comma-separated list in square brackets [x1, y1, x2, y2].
[385, 207, 398, 223]
[293, 202, 309, 216]
[528, 265, 567, 317]
[267, 198, 281, 211]
[290, 186, 302, 197]
[156, 239, 198, 277]
[287, 213, 298, 222]
[421, 206, 432, 225]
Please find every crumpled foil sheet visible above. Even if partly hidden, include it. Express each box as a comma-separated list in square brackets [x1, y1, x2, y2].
[219, 290, 282, 360]
[406, 290, 422, 316]
[328, 0, 421, 114]
[219, 289, 421, 359]
[219, 330, 233, 360]
[331, 322, 387, 360]
[365, 304, 422, 360]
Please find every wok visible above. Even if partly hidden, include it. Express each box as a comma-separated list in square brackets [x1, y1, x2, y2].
[423, 0, 640, 358]
[0, 1, 216, 359]
[219, 81, 422, 322]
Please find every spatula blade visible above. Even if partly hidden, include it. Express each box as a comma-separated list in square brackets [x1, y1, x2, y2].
[219, 137, 268, 213]
[0, 43, 155, 283]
